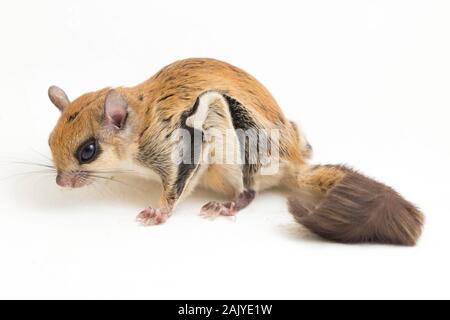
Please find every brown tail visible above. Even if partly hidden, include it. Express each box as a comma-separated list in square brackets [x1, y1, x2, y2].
[288, 165, 424, 246]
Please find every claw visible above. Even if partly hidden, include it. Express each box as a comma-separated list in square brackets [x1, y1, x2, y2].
[136, 207, 170, 226]
[200, 201, 237, 218]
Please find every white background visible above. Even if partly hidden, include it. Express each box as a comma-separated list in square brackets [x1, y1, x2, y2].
[0, 0, 449, 299]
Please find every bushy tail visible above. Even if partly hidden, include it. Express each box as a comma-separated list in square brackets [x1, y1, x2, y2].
[288, 165, 424, 246]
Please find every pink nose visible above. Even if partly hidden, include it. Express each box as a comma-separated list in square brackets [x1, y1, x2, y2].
[56, 172, 87, 188]
[56, 173, 74, 187]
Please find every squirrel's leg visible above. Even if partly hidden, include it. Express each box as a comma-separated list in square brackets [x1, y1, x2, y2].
[136, 181, 183, 226]
[137, 97, 206, 225]
[136, 155, 204, 225]
[200, 190, 256, 218]
[183, 91, 257, 217]
[200, 164, 256, 218]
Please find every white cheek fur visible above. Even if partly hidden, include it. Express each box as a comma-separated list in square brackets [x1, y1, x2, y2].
[83, 143, 161, 182]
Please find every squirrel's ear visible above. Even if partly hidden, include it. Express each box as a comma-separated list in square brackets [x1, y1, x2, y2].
[48, 86, 70, 112]
[104, 89, 128, 130]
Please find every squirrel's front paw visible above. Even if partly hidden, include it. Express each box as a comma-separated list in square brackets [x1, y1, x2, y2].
[136, 207, 171, 226]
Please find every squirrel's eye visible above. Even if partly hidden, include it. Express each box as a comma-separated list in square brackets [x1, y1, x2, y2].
[77, 138, 99, 164]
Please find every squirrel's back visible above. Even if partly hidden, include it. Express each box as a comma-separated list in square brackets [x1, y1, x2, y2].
[133, 58, 307, 165]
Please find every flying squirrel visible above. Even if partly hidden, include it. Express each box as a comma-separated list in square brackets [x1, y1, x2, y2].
[47, 58, 424, 245]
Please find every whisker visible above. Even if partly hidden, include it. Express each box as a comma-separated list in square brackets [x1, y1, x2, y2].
[1, 156, 148, 179]
[89, 168, 146, 176]
[1, 161, 56, 170]
[0, 170, 56, 182]
[30, 148, 53, 163]
[88, 174, 145, 192]
[1, 155, 50, 163]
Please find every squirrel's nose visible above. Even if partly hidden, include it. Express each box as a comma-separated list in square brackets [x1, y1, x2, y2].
[56, 171, 90, 188]
[56, 172, 73, 188]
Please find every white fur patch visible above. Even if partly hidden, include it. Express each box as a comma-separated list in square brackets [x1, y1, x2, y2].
[186, 91, 227, 130]
[183, 91, 245, 195]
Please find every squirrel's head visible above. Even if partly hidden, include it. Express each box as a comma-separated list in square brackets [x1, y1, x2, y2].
[48, 86, 136, 188]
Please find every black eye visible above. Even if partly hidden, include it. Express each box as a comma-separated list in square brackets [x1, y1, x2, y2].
[76, 138, 99, 164]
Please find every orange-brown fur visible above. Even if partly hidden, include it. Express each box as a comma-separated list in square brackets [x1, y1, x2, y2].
[48, 58, 423, 245]
[132, 58, 305, 165]
[50, 58, 306, 203]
